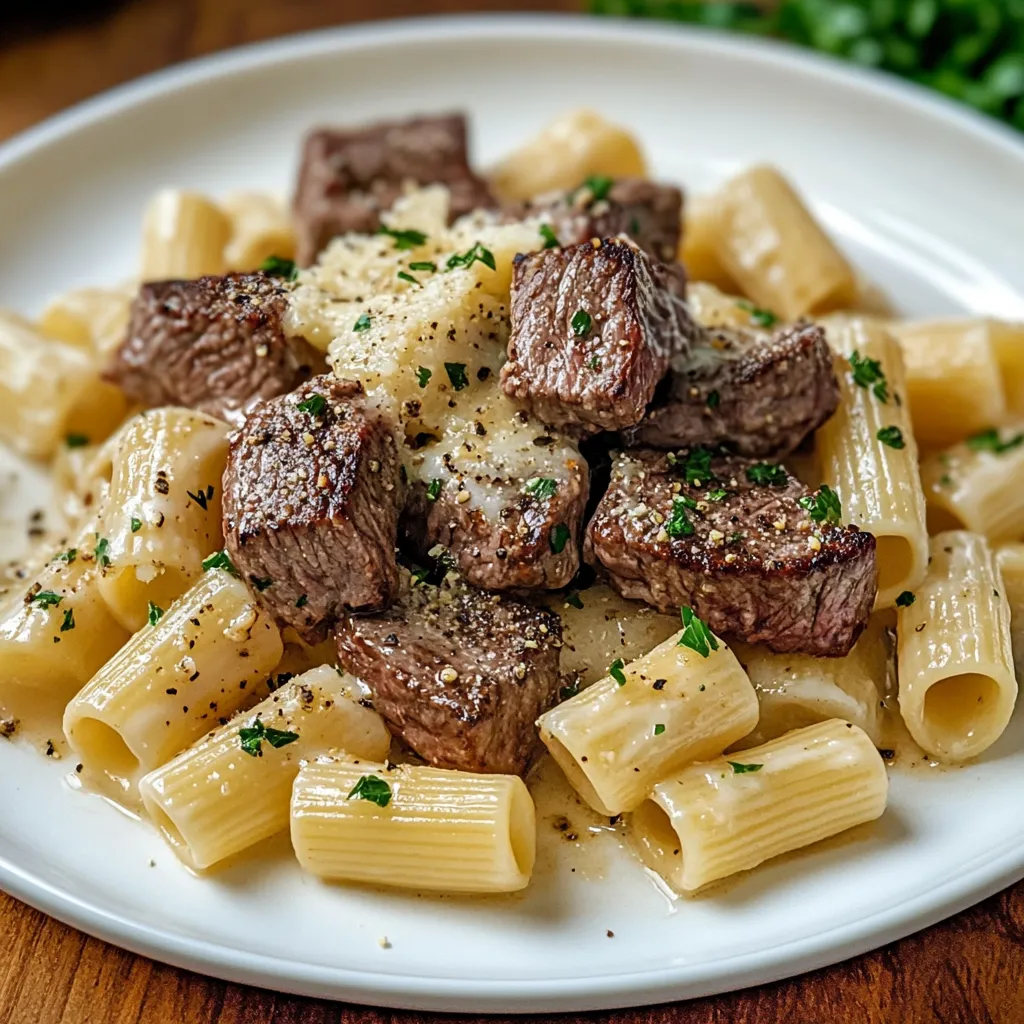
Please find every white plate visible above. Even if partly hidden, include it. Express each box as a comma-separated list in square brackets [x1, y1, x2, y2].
[1, 14, 1024, 1014]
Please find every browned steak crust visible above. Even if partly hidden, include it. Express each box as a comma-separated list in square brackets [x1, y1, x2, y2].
[585, 449, 876, 657]
[222, 376, 404, 640]
[105, 273, 319, 427]
[501, 239, 698, 435]
[335, 577, 562, 775]
[626, 322, 840, 457]
[292, 113, 495, 265]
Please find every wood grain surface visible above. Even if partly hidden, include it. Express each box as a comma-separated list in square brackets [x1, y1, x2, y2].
[1, 2, 1022, 1022]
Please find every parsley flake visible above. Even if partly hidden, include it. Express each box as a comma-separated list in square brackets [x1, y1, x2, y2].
[706, 489, 728, 502]
[798, 485, 843, 526]
[94, 537, 111, 568]
[130, 518, 142, 533]
[571, 309, 592, 337]
[260, 256, 298, 281]
[559, 679, 581, 701]
[201, 549, 239, 576]
[408, 261, 437, 272]
[353, 312, 372, 332]
[653, 723, 666, 736]
[426, 479, 443, 502]
[60, 608, 75, 632]
[587, 355, 601, 371]
[397, 270, 420, 286]
[895, 590, 916, 608]
[728, 761, 763, 774]
[524, 477, 558, 500]
[565, 591, 584, 610]
[296, 394, 327, 417]
[239, 717, 300, 758]
[737, 300, 778, 327]
[671, 447, 715, 487]
[665, 496, 695, 538]
[582, 175, 613, 201]
[416, 366, 432, 388]
[609, 658, 627, 686]
[539, 223, 560, 249]
[550, 523, 571, 554]
[249, 576, 273, 592]
[347, 773, 392, 807]
[444, 362, 469, 391]
[446, 242, 496, 272]
[848, 350, 890, 403]
[378, 226, 427, 250]
[296, 594, 308, 608]
[65, 433, 90, 449]
[706, 390, 720, 409]
[31, 591, 63, 609]
[746, 462, 788, 487]
[55, 548, 77, 564]
[877, 426, 905, 449]
[678, 606, 719, 659]
[966, 428, 1024, 455]
[147, 601, 164, 626]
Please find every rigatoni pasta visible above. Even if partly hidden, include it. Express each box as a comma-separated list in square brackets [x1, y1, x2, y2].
[139, 666, 390, 869]
[140, 189, 231, 281]
[988, 319, 1024, 413]
[817, 315, 928, 607]
[538, 627, 759, 816]
[707, 165, 857, 320]
[37, 286, 133, 359]
[291, 757, 535, 893]
[631, 720, 888, 893]
[997, 544, 1024, 682]
[222, 191, 296, 271]
[64, 567, 283, 796]
[897, 531, 1016, 761]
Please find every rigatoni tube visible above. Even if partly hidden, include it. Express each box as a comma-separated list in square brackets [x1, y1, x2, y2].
[818, 315, 928, 608]
[538, 628, 759, 816]
[140, 189, 231, 280]
[631, 719, 888, 893]
[64, 568, 283, 796]
[897, 531, 1016, 762]
[291, 758, 535, 894]
[996, 544, 1024, 682]
[139, 666, 390, 870]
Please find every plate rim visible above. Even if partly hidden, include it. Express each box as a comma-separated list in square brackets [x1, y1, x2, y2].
[2, 12, 1024, 1012]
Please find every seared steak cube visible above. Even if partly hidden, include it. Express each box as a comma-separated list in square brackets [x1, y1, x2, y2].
[501, 239, 698, 435]
[509, 178, 683, 263]
[403, 452, 588, 591]
[292, 113, 495, 265]
[105, 273, 320, 427]
[222, 376, 404, 640]
[585, 449, 876, 657]
[335, 576, 563, 775]
[627, 322, 840, 457]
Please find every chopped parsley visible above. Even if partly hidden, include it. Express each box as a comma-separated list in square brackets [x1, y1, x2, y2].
[665, 496, 695, 538]
[147, 601, 164, 626]
[446, 241, 496, 272]
[609, 658, 627, 686]
[239, 717, 300, 758]
[678, 606, 719, 659]
[296, 394, 327, 417]
[966, 428, 1024, 455]
[539, 223, 560, 249]
[706, 488, 728, 502]
[249, 576, 273, 592]
[559, 679, 581, 701]
[653, 723, 666, 736]
[669, 447, 715, 487]
[587, 355, 601, 371]
[65, 433, 90, 448]
[798, 485, 843, 526]
[397, 270, 420, 286]
[737, 300, 778, 327]
[347, 773, 392, 807]
[60, 608, 75, 632]
[94, 537, 111, 568]
[426, 479, 443, 502]
[201, 549, 239, 576]
[746, 462, 788, 487]
[706, 390, 720, 409]
[296, 594, 308, 608]
[524, 477, 558, 500]
[259, 255, 298, 281]
[130, 518, 142, 533]
[444, 362, 469, 391]
[31, 591, 63, 609]
[571, 309, 592, 337]
[353, 312, 372, 333]
[55, 548, 77, 564]
[728, 761, 763, 774]
[378, 226, 428, 250]
[849, 350, 889, 402]
[895, 590, 916, 608]
[565, 591, 584, 610]
[582, 174, 614, 201]
[550, 523, 571, 554]
[408, 261, 437, 272]
[416, 366, 432, 388]
[877, 426, 906, 449]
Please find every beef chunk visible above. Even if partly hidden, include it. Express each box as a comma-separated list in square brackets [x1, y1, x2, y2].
[585, 449, 876, 657]
[626, 322, 840, 457]
[222, 375, 404, 640]
[501, 239, 699, 435]
[292, 113, 495, 265]
[402, 454, 588, 591]
[105, 273, 320, 427]
[335, 576, 562, 775]
[508, 178, 683, 263]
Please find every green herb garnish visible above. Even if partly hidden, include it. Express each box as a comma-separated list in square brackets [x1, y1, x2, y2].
[565, 591, 584, 610]
[353, 312, 372, 332]
[378, 226, 428, 250]
[65, 433, 90, 449]
[746, 462, 788, 487]
[849, 350, 889, 402]
[260, 255, 298, 281]
[895, 591, 916, 608]
[653, 723, 666, 736]
[539, 223, 560, 249]
[798, 485, 843, 526]
[665, 496, 695, 538]
[706, 390, 720, 409]
[416, 366, 432, 388]
[737, 300, 778, 327]
[550, 523, 571, 554]
[444, 362, 469, 391]
[571, 309, 592, 337]
[60, 608, 75, 632]
[877, 426, 906, 449]
[249, 576, 273, 592]
[130, 518, 142, 533]
[426, 478, 443, 502]
[296, 394, 327, 417]
[347, 774, 392, 807]
[609, 658, 627, 686]
[966, 428, 1024, 455]
[94, 537, 111, 568]
[239, 717, 300, 758]
[587, 355, 601, 371]
[677, 606, 719, 659]
[446, 241, 496, 272]
[582, 174, 614, 201]
[560, 680, 581, 701]
[31, 591, 63, 609]
[295, 594, 308, 608]
[201, 549, 239, 576]
[147, 601, 164, 626]
[524, 477, 558, 500]
[728, 761, 763, 774]
[706, 489, 728, 502]
[408, 261, 437, 272]
[397, 270, 420, 285]
[55, 549, 77, 564]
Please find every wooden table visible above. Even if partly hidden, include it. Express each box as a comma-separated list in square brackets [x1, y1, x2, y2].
[1, 2, 1022, 1021]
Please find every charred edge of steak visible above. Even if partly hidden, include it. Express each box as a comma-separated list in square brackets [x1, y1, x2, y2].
[222, 375, 404, 641]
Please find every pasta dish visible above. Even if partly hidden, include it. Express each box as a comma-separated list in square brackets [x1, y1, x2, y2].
[0, 109, 1021, 897]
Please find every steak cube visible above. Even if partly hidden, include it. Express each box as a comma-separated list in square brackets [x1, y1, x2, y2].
[335, 576, 563, 775]
[585, 449, 876, 657]
[292, 113, 495, 265]
[105, 273, 320, 427]
[626, 322, 840, 457]
[222, 375, 404, 640]
[509, 177, 683, 263]
[501, 239, 699, 435]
